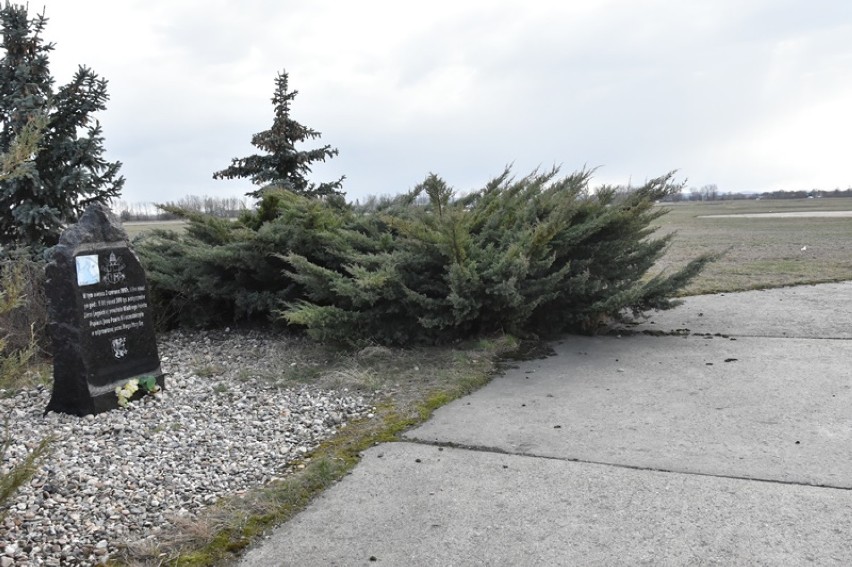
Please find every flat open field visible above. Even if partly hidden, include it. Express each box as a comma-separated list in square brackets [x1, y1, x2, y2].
[121, 198, 852, 295]
[123, 219, 187, 237]
[651, 198, 852, 295]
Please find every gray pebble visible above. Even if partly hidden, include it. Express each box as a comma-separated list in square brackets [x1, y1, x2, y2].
[0, 329, 374, 566]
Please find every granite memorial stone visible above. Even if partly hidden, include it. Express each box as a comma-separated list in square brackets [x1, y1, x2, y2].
[45, 204, 163, 415]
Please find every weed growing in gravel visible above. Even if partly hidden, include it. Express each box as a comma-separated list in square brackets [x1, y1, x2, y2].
[0, 430, 51, 520]
[320, 368, 382, 391]
[192, 363, 226, 378]
[278, 362, 322, 384]
[235, 369, 254, 382]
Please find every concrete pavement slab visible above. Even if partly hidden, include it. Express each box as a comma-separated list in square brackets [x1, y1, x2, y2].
[626, 281, 852, 338]
[240, 283, 852, 565]
[407, 335, 852, 487]
[239, 442, 852, 566]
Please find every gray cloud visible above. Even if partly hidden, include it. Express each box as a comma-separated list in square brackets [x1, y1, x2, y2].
[32, 0, 852, 204]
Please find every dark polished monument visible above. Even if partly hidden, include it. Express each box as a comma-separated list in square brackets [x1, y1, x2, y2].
[45, 204, 163, 416]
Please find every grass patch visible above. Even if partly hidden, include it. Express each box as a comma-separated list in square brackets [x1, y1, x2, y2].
[192, 363, 226, 379]
[123, 220, 188, 238]
[652, 198, 852, 294]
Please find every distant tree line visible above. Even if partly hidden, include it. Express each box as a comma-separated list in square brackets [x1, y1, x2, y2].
[660, 184, 852, 203]
[111, 195, 248, 221]
[753, 188, 852, 200]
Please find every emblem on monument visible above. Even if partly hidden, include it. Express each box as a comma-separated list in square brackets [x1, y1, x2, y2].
[104, 252, 126, 285]
[111, 337, 128, 359]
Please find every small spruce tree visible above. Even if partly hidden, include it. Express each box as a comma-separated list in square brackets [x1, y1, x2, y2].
[213, 70, 344, 199]
[0, 3, 124, 253]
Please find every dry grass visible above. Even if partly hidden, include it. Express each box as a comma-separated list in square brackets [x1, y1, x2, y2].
[651, 198, 852, 294]
[0, 259, 50, 391]
[123, 220, 188, 238]
[122, 199, 852, 295]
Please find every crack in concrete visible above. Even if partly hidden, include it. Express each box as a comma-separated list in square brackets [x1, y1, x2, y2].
[616, 330, 852, 341]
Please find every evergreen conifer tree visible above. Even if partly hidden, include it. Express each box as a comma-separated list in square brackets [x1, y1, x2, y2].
[0, 3, 124, 253]
[138, 166, 714, 342]
[283, 169, 717, 345]
[213, 70, 344, 199]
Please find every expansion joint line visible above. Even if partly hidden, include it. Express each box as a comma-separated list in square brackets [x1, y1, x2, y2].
[694, 334, 851, 341]
[404, 438, 852, 492]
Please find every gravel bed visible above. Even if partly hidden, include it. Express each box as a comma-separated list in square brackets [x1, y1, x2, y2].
[1, 330, 374, 566]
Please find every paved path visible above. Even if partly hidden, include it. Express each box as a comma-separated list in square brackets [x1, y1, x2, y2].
[240, 282, 852, 566]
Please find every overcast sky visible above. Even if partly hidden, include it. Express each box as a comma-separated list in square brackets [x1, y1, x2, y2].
[31, 0, 852, 204]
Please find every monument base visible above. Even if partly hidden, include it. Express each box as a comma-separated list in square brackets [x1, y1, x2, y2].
[46, 372, 165, 417]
